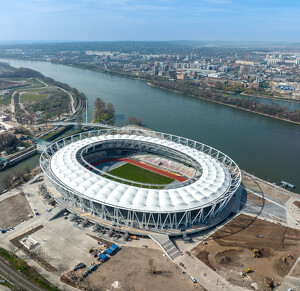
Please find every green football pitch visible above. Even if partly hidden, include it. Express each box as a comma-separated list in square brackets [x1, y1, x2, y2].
[107, 163, 174, 185]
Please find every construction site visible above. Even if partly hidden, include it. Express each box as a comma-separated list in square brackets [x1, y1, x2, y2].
[62, 246, 202, 291]
[1, 164, 300, 290]
[192, 214, 300, 290]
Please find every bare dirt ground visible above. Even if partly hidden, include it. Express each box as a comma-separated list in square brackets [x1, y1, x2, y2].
[0, 193, 32, 229]
[293, 201, 300, 208]
[64, 247, 205, 291]
[246, 191, 269, 206]
[192, 214, 300, 290]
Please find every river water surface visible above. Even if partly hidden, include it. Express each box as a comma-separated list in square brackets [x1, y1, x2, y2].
[1, 59, 300, 192]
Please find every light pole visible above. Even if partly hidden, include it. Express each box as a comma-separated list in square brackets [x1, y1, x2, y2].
[86, 98, 88, 124]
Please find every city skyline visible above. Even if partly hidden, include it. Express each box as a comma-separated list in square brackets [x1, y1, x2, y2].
[0, 0, 299, 42]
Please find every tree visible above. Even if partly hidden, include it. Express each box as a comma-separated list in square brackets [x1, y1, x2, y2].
[44, 112, 51, 127]
[2, 174, 13, 190]
[25, 113, 34, 125]
[0, 132, 19, 151]
[93, 97, 106, 122]
[127, 117, 142, 126]
[9, 243, 19, 257]
[106, 103, 115, 118]
[14, 170, 25, 183]
[35, 248, 50, 262]
[56, 107, 63, 121]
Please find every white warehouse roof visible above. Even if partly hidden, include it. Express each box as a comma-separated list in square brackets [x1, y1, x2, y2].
[50, 134, 231, 213]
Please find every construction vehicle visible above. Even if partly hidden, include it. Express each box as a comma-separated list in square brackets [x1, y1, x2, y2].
[253, 249, 262, 258]
[130, 235, 137, 240]
[241, 268, 252, 277]
[266, 279, 274, 288]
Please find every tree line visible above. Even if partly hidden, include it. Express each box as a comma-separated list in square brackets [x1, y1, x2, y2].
[149, 78, 300, 123]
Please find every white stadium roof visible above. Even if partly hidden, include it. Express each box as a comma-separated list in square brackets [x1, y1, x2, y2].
[50, 134, 231, 213]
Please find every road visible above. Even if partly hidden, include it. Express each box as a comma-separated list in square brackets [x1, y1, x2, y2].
[0, 258, 45, 291]
[58, 87, 75, 114]
[175, 253, 245, 291]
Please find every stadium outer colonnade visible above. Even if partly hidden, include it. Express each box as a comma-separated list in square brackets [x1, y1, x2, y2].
[41, 128, 242, 233]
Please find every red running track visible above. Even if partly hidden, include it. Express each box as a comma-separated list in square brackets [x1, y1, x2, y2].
[91, 158, 187, 182]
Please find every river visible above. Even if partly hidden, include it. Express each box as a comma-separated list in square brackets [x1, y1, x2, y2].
[1, 59, 300, 192]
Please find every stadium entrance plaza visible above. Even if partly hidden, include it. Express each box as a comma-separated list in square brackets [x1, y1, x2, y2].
[0, 173, 300, 291]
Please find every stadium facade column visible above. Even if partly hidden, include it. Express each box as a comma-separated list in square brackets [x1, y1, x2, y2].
[231, 185, 242, 213]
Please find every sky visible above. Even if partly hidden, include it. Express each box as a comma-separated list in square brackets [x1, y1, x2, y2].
[0, 0, 299, 42]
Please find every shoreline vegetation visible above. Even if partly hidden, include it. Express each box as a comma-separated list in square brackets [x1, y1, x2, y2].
[0, 62, 87, 191]
[49, 60, 300, 125]
[1, 58, 299, 124]
[0, 61, 87, 123]
[147, 82, 300, 126]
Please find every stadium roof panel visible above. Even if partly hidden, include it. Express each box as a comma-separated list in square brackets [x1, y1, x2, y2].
[50, 133, 233, 212]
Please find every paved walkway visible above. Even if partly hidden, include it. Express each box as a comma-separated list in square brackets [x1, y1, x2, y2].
[0, 182, 79, 291]
[175, 253, 245, 291]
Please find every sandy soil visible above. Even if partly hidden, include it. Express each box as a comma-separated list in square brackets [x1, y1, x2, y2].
[0, 193, 32, 229]
[66, 247, 205, 291]
[192, 214, 300, 290]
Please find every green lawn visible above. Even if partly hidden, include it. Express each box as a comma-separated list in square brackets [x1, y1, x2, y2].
[107, 163, 174, 186]
[20, 92, 50, 103]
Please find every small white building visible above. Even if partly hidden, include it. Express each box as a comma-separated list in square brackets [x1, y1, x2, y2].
[19, 235, 39, 250]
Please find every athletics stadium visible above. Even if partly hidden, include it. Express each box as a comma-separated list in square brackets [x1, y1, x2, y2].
[40, 127, 242, 235]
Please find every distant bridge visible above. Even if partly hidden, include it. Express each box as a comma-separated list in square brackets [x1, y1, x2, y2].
[35, 122, 116, 129]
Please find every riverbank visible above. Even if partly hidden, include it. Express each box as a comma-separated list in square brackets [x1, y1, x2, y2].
[3, 57, 300, 123]
[240, 91, 300, 103]
[147, 82, 300, 126]
[215, 89, 300, 104]
[52, 60, 300, 125]
[2, 58, 299, 190]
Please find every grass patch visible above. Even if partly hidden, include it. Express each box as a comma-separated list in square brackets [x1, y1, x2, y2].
[28, 79, 45, 88]
[0, 94, 11, 105]
[20, 92, 50, 103]
[107, 163, 174, 186]
[0, 247, 59, 291]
